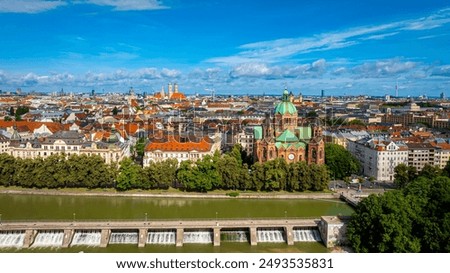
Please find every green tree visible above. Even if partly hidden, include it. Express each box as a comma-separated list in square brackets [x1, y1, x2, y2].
[418, 164, 442, 179]
[394, 164, 417, 188]
[295, 161, 313, 191]
[176, 159, 217, 192]
[306, 110, 317, 118]
[348, 119, 366, 126]
[112, 106, 119, 115]
[443, 160, 450, 177]
[16, 106, 29, 116]
[133, 138, 147, 158]
[196, 155, 222, 191]
[250, 163, 265, 191]
[14, 158, 39, 188]
[348, 175, 450, 253]
[0, 153, 16, 186]
[325, 143, 360, 180]
[347, 192, 421, 253]
[176, 160, 197, 191]
[217, 154, 241, 190]
[263, 158, 287, 191]
[143, 159, 178, 189]
[116, 158, 143, 191]
[309, 164, 330, 191]
[34, 154, 68, 188]
[14, 106, 29, 121]
[9, 106, 14, 116]
[406, 176, 450, 252]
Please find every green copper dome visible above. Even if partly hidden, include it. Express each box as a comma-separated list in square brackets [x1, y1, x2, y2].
[274, 89, 297, 115]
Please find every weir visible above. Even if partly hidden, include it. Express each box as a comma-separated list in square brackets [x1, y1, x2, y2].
[0, 217, 349, 249]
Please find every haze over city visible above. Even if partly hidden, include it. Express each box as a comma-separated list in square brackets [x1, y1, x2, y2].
[0, 0, 449, 96]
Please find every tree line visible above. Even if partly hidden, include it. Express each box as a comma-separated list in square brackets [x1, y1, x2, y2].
[347, 165, 450, 253]
[0, 145, 330, 192]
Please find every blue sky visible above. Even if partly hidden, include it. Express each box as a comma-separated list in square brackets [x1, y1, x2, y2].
[0, 0, 449, 96]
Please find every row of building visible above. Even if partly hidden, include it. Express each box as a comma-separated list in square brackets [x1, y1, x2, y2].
[348, 137, 449, 181]
[1, 84, 449, 182]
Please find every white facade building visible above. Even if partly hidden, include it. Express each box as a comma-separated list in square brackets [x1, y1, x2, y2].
[348, 138, 408, 181]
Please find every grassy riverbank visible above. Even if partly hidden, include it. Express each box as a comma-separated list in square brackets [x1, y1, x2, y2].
[0, 186, 337, 199]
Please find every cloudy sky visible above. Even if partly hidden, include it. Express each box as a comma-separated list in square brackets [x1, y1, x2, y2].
[0, 0, 449, 96]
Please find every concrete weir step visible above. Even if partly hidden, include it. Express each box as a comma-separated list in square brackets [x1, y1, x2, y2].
[22, 230, 36, 248]
[100, 229, 111, 248]
[62, 229, 74, 248]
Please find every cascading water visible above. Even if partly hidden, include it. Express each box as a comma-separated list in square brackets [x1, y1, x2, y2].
[257, 228, 286, 243]
[32, 231, 64, 247]
[147, 230, 176, 245]
[293, 228, 322, 242]
[221, 230, 249, 242]
[0, 231, 25, 248]
[109, 231, 138, 244]
[183, 230, 213, 244]
[71, 230, 101, 246]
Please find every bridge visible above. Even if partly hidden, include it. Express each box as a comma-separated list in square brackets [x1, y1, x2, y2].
[338, 191, 370, 207]
[0, 217, 348, 248]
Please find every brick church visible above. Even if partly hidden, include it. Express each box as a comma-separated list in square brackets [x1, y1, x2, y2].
[254, 89, 325, 165]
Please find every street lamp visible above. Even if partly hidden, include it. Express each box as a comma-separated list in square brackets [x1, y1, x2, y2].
[215, 212, 218, 221]
[145, 213, 148, 222]
[73, 213, 76, 222]
[284, 211, 287, 220]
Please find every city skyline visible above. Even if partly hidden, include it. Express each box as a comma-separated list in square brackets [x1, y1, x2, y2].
[0, 0, 449, 96]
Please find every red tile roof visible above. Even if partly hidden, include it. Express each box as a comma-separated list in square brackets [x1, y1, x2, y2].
[145, 137, 211, 152]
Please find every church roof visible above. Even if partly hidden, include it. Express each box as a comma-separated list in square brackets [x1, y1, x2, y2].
[276, 129, 299, 142]
[254, 126, 263, 140]
[297, 127, 312, 140]
[275, 142, 306, 149]
[170, 92, 186, 100]
[274, 89, 297, 115]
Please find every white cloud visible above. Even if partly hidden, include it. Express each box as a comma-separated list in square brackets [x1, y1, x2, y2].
[431, 65, 450, 77]
[86, 0, 168, 11]
[363, 32, 399, 40]
[310, 59, 326, 72]
[137, 68, 161, 79]
[0, 0, 169, 13]
[228, 59, 328, 80]
[208, 8, 450, 65]
[403, 8, 450, 30]
[353, 59, 417, 78]
[161, 68, 181, 78]
[0, 70, 7, 84]
[0, 0, 66, 13]
[229, 63, 273, 78]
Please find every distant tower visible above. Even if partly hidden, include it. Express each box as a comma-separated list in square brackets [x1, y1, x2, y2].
[160, 86, 165, 98]
[395, 81, 398, 97]
[298, 92, 303, 103]
[440, 92, 446, 99]
[288, 90, 294, 102]
[168, 83, 173, 98]
[321, 90, 324, 98]
[174, 83, 179, 93]
[91, 89, 95, 97]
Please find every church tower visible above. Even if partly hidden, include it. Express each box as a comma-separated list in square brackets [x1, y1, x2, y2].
[307, 123, 325, 165]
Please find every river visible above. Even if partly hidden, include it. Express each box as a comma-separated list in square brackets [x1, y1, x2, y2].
[0, 193, 353, 253]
